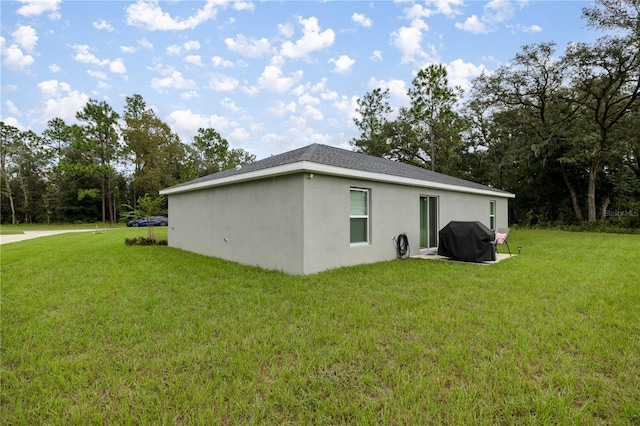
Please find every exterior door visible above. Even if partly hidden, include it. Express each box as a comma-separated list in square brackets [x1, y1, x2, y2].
[420, 196, 438, 249]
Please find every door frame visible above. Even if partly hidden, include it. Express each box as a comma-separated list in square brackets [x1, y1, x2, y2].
[420, 195, 439, 249]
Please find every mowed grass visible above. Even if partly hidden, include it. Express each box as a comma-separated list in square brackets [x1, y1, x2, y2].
[1, 229, 639, 425]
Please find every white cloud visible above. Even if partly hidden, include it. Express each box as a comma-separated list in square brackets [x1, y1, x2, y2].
[455, 15, 488, 34]
[367, 77, 410, 105]
[232, 1, 255, 12]
[12, 26, 38, 52]
[211, 56, 234, 68]
[268, 101, 297, 117]
[229, 127, 250, 142]
[167, 109, 211, 134]
[2, 117, 24, 130]
[456, 0, 527, 34]
[37, 80, 89, 122]
[221, 97, 241, 112]
[208, 73, 239, 92]
[71, 44, 125, 74]
[6, 100, 21, 116]
[405, 4, 433, 20]
[521, 24, 542, 33]
[445, 59, 487, 91]
[302, 105, 323, 120]
[180, 91, 200, 100]
[225, 34, 271, 58]
[17, 0, 61, 17]
[483, 0, 516, 24]
[121, 46, 137, 54]
[280, 16, 335, 59]
[278, 23, 295, 38]
[298, 93, 319, 105]
[166, 45, 182, 55]
[352, 13, 372, 28]
[72, 44, 108, 66]
[328, 55, 355, 74]
[390, 18, 430, 64]
[258, 56, 303, 93]
[185, 55, 203, 66]
[428, 0, 464, 17]
[184, 40, 201, 51]
[138, 38, 154, 50]
[150, 70, 197, 92]
[93, 20, 114, 32]
[1, 37, 35, 70]
[125, 0, 219, 31]
[49, 63, 61, 73]
[109, 59, 126, 74]
[370, 50, 383, 62]
[87, 70, 108, 80]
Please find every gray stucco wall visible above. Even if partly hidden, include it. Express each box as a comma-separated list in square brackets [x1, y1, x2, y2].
[167, 174, 305, 274]
[167, 172, 511, 275]
[300, 174, 510, 274]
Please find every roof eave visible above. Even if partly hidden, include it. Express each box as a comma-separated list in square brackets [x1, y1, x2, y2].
[160, 160, 515, 198]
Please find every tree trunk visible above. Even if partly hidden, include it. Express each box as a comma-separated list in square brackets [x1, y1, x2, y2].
[600, 197, 610, 221]
[559, 162, 583, 221]
[101, 174, 106, 222]
[586, 156, 601, 222]
[429, 126, 435, 171]
[107, 174, 114, 223]
[3, 177, 17, 225]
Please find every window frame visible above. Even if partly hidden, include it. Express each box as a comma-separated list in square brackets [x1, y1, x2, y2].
[489, 200, 496, 230]
[349, 188, 370, 245]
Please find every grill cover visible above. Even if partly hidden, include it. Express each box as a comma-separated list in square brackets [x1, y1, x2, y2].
[437, 221, 496, 262]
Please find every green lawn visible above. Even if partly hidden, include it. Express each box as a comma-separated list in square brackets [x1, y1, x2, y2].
[1, 229, 639, 425]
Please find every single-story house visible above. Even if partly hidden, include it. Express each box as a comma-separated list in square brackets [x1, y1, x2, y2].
[160, 143, 515, 275]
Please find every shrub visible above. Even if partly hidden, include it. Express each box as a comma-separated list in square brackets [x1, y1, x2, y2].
[124, 237, 168, 246]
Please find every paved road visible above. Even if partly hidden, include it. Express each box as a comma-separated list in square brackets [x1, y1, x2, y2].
[0, 229, 101, 245]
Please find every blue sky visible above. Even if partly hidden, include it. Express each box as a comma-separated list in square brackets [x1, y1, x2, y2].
[1, 0, 596, 160]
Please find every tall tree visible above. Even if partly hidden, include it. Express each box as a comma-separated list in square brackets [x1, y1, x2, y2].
[561, 0, 640, 221]
[191, 128, 255, 177]
[42, 118, 74, 222]
[0, 122, 20, 224]
[350, 88, 394, 157]
[407, 64, 464, 172]
[470, 43, 587, 221]
[76, 99, 121, 223]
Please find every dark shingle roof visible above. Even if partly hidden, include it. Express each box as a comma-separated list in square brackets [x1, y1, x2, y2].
[164, 143, 512, 196]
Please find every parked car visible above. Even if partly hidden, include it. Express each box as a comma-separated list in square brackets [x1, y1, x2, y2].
[126, 216, 168, 227]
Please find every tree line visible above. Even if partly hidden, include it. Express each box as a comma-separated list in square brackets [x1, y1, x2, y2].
[0, 94, 254, 225]
[350, 0, 640, 226]
[1, 0, 638, 227]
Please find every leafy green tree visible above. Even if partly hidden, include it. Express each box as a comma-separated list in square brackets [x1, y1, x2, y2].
[42, 118, 75, 222]
[350, 88, 394, 157]
[351, 67, 468, 176]
[563, 40, 640, 220]
[121, 94, 195, 209]
[470, 42, 589, 221]
[76, 99, 121, 223]
[0, 123, 51, 224]
[52, 124, 104, 222]
[126, 193, 167, 239]
[407, 64, 464, 172]
[0, 122, 20, 224]
[191, 128, 255, 177]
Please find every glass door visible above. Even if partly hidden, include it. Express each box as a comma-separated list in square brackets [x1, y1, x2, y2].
[420, 196, 439, 249]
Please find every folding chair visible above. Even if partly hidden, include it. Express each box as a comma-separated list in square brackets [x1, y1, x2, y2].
[494, 228, 511, 255]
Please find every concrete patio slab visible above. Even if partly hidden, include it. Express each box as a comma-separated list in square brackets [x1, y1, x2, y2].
[411, 252, 516, 264]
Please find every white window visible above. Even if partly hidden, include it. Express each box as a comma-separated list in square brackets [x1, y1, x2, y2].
[350, 188, 369, 244]
[489, 200, 496, 230]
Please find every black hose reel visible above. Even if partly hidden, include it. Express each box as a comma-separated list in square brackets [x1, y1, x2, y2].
[395, 233, 410, 259]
